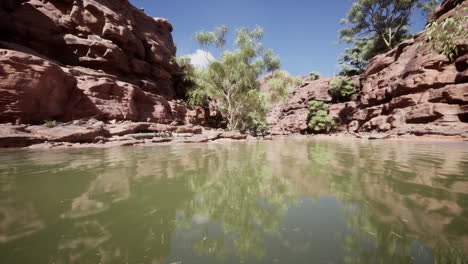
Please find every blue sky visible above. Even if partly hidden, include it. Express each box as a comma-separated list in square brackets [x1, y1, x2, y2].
[131, 0, 429, 77]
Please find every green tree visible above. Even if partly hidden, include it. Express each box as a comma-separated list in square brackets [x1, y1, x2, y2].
[338, 0, 440, 75]
[338, 36, 389, 75]
[186, 26, 282, 131]
[339, 0, 440, 50]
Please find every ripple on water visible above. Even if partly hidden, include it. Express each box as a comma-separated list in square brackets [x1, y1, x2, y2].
[0, 138, 467, 264]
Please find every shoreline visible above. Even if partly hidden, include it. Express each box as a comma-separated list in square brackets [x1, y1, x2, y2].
[1, 120, 467, 151]
[316, 134, 468, 142]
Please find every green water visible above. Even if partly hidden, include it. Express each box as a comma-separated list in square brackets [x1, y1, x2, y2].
[0, 138, 467, 264]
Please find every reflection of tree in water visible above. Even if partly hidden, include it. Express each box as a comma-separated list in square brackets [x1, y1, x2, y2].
[340, 203, 467, 264]
[306, 139, 468, 264]
[341, 205, 421, 264]
[1, 140, 467, 263]
[179, 142, 295, 259]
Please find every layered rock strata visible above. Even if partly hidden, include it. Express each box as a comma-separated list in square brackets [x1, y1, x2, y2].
[0, 0, 215, 125]
[268, 0, 467, 137]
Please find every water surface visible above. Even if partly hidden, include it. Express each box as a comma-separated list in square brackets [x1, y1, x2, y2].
[0, 138, 467, 264]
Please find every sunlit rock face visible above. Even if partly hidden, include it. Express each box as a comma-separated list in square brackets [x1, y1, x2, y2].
[0, 0, 210, 125]
[266, 0, 467, 136]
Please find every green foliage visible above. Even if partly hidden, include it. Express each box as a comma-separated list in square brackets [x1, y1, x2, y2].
[248, 111, 269, 132]
[420, 0, 444, 11]
[193, 25, 228, 48]
[307, 101, 336, 133]
[43, 120, 58, 128]
[173, 55, 198, 93]
[265, 70, 302, 103]
[308, 100, 328, 113]
[338, 35, 392, 76]
[340, 0, 439, 49]
[187, 85, 210, 106]
[173, 55, 191, 67]
[309, 72, 321, 81]
[329, 77, 357, 102]
[338, 0, 438, 75]
[424, 9, 468, 61]
[187, 26, 281, 131]
[338, 39, 370, 76]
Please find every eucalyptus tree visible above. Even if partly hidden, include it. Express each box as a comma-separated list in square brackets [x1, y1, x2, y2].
[184, 26, 291, 131]
[337, 0, 440, 75]
[339, 0, 440, 49]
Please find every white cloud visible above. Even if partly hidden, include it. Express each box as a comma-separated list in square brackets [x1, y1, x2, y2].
[188, 49, 215, 69]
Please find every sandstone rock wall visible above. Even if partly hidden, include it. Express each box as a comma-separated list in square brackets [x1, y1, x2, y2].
[0, 0, 211, 125]
[268, 0, 467, 137]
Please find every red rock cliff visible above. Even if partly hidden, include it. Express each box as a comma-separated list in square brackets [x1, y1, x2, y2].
[268, 0, 467, 137]
[0, 0, 207, 125]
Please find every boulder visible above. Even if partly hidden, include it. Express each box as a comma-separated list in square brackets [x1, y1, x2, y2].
[148, 124, 203, 134]
[428, 84, 468, 104]
[386, 94, 425, 113]
[433, 103, 460, 116]
[181, 135, 211, 143]
[0, 124, 45, 148]
[405, 104, 440, 123]
[459, 105, 468, 122]
[105, 122, 151, 136]
[399, 124, 468, 136]
[388, 109, 407, 129]
[219, 132, 248, 140]
[26, 125, 108, 143]
[63, 71, 178, 123]
[0, 49, 75, 124]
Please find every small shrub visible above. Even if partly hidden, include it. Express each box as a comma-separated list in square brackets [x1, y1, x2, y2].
[309, 72, 321, 81]
[307, 100, 336, 133]
[43, 120, 58, 128]
[308, 100, 328, 113]
[328, 77, 357, 102]
[424, 10, 468, 61]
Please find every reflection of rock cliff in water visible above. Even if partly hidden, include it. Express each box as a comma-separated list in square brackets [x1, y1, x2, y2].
[292, 138, 468, 256]
[0, 140, 466, 262]
[0, 146, 199, 263]
[0, 199, 45, 243]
